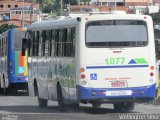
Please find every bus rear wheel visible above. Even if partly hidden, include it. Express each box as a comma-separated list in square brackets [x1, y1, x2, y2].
[38, 98, 48, 108]
[114, 102, 134, 112]
[3, 78, 8, 95]
[92, 102, 101, 108]
[57, 84, 65, 111]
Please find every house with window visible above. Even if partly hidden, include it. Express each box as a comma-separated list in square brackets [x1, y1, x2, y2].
[0, 0, 39, 27]
[70, 0, 159, 14]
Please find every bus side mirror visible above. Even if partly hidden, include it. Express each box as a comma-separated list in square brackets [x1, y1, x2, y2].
[22, 38, 28, 56]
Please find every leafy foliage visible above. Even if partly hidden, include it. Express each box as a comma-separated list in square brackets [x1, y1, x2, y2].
[23, 0, 91, 14]
[0, 24, 17, 34]
[41, 0, 55, 13]
[63, 0, 78, 5]
[36, 0, 84, 14]
[80, 0, 91, 5]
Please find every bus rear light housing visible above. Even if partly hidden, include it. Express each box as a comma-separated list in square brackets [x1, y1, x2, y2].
[81, 74, 86, 79]
[80, 68, 85, 73]
[81, 81, 87, 85]
[150, 66, 154, 70]
[150, 72, 154, 77]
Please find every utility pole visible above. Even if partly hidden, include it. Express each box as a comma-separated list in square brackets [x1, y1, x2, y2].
[78, 0, 80, 6]
[21, 0, 24, 27]
[60, 0, 63, 16]
[114, 0, 116, 11]
[68, 0, 70, 14]
[30, 5, 33, 24]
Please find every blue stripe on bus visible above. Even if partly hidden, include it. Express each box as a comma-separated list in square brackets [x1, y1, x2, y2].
[86, 65, 149, 69]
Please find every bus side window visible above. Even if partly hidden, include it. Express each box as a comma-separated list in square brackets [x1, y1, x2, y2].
[58, 29, 63, 57]
[63, 27, 75, 57]
[51, 30, 55, 57]
[32, 31, 36, 56]
[28, 31, 33, 57]
[2, 38, 4, 56]
[35, 31, 39, 56]
[42, 30, 46, 56]
[6, 37, 7, 56]
[4, 37, 6, 56]
[38, 30, 42, 56]
[54, 29, 59, 57]
[48, 30, 52, 56]
[45, 30, 50, 56]
[71, 27, 75, 57]
[62, 28, 67, 57]
[64, 28, 71, 57]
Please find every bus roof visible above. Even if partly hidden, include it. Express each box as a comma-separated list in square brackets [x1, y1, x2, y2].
[28, 18, 78, 30]
[28, 13, 151, 31]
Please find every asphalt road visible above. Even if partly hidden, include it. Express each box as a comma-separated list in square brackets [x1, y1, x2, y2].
[0, 95, 160, 120]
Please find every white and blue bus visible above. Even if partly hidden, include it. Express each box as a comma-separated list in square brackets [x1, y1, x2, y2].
[22, 11, 157, 112]
[0, 28, 28, 94]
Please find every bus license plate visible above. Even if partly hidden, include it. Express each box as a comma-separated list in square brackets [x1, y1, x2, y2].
[111, 81, 126, 87]
[106, 90, 132, 96]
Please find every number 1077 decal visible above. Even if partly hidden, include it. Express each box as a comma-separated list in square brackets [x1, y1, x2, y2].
[105, 57, 125, 65]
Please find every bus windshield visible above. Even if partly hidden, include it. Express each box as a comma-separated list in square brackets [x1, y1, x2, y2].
[14, 30, 26, 49]
[86, 20, 148, 47]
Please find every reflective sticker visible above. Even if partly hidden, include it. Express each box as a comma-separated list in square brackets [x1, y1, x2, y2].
[90, 73, 97, 80]
[135, 58, 148, 64]
[128, 59, 137, 64]
[19, 67, 25, 74]
[128, 58, 148, 64]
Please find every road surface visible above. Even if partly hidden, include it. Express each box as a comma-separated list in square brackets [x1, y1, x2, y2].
[0, 96, 160, 120]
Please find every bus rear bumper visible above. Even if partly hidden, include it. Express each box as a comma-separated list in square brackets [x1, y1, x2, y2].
[78, 84, 156, 103]
[9, 76, 28, 83]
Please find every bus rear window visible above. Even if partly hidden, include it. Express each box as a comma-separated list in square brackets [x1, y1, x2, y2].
[85, 20, 148, 47]
[14, 30, 26, 49]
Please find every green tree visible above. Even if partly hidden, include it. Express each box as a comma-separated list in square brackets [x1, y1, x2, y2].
[37, 0, 78, 14]
[63, 0, 78, 5]
[41, 0, 55, 13]
[80, 0, 91, 5]
[39, 0, 60, 14]
[0, 24, 17, 34]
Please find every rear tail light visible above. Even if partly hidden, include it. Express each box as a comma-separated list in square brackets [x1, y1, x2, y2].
[80, 68, 86, 86]
[150, 66, 154, 70]
[80, 68, 85, 73]
[81, 74, 85, 79]
[80, 68, 85, 79]
[150, 72, 154, 77]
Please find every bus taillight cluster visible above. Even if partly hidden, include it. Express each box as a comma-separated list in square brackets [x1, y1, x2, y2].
[150, 66, 154, 77]
[80, 68, 85, 79]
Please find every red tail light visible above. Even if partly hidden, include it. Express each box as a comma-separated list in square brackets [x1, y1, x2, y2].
[150, 72, 154, 77]
[81, 74, 85, 79]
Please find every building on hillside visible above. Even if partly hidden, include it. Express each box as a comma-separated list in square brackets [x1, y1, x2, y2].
[10, 6, 39, 25]
[0, 0, 39, 27]
[125, 0, 153, 6]
[97, 0, 124, 6]
[97, 0, 153, 6]
[69, 0, 159, 14]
